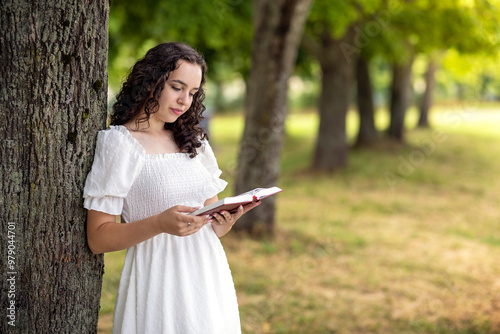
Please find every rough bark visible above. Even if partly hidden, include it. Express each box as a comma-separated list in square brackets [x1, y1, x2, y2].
[234, 0, 312, 235]
[418, 58, 437, 128]
[388, 55, 414, 141]
[0, 1, 108, 333]
[309, 27, 357, 171]
[355, 56, 378, 147]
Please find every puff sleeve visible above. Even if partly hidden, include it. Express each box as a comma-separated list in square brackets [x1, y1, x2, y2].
[197, 139, 228, 196]
[83, 126, 145, 215]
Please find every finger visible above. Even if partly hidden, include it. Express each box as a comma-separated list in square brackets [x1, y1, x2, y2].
[232, 206, 244, 221]
[190, 215, 211, 227]
[220, 210, 232, 221]
[183, 216, 211, 235]
[222, 211, 237, 226]
[212, 212, 225, 225]
[229, 205, 243, 224]
[212, 213, 223, 224]
[241, 201, 261, 214]
[184, 214, 210, 228]
[176, 205, 203, 214]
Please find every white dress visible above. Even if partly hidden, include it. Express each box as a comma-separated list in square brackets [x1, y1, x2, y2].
[83, 125, 241, 334]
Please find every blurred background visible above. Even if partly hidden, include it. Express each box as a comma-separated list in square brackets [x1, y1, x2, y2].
[100, 0, 500, 333]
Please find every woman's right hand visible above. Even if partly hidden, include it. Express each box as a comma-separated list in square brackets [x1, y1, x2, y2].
[156, 205, 212, 236]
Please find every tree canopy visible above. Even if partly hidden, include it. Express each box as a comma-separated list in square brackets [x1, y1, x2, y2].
[108, 1, 253, 89]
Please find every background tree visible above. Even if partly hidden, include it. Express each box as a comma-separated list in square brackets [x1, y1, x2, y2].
[350, 9, 398, 148]
[302, 0, 384, 170]
[388, 50, 415, 140]
[233, 0, 312, 235]
[303, 24, 357, 171]
[417, 54, 439, 127]
[385, 0, 498, 139]
[0, 1, 108, 332]
[355, 54, 378, 147]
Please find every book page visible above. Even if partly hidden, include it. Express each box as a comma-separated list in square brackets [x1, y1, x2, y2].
[253, 187, 282, 200]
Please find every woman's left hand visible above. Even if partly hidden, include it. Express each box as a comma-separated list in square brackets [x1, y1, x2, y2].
[211, 201, 261, 237]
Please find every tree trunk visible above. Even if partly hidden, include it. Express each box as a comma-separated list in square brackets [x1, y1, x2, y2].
[0, 1, 108, 333]
[355, 56, 378, 147]
[418, 58, 437, 128]
[388, 55, 414, 141]
[212, 78, 225, 112]
[234, 0, 312, 235]
[311, 27, 356, 171]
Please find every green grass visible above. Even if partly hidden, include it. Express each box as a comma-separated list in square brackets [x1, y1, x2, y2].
[98, 103, 500, 333]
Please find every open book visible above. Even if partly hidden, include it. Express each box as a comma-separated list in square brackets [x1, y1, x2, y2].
[190, 186, 283, 217]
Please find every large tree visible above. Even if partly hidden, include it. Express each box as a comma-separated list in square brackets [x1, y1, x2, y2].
[0, 1, 108, 332]
[233, 0, 312, 235]
[303, 25, 357, 170]
[302, 0, 384, 170]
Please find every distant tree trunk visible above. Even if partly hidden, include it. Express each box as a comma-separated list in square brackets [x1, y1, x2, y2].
[304, 26, 356, 171]
[0, 1, 108, 333]
[355, 56, 378, 147]
[388, 55, 414, 141]
[234, 0, 312, 235]
[212, 79, 225, 112]
[418, 58, 438, 128]
[456, 83, 465, 100]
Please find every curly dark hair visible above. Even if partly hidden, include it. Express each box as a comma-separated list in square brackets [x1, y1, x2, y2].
[110, 42, 208, 158]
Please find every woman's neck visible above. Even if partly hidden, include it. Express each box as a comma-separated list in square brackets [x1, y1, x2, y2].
[125, 113, 165, 134]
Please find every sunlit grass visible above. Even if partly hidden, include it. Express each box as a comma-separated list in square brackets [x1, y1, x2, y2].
[98, 103, 500, 333]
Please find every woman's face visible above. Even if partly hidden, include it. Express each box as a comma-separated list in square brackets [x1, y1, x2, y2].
[153, 59, 202, 124]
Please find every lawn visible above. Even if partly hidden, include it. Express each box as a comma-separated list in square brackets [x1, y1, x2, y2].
[98, 102, 500, 333]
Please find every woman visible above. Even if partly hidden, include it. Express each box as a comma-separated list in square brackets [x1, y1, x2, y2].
[83, 42, 258, 333]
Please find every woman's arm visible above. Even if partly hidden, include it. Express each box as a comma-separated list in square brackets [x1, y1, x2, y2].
[87, 206, 212, 254]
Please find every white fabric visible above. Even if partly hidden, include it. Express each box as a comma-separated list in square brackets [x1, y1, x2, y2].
[83, 127, 145, 215]
[83, 125, 239, 334]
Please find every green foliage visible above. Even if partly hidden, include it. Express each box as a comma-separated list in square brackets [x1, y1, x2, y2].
[106, 0, 500, 109]
[307, 0, 384, 38]
[297, 0, 500, 109]
[438, 49, 500, 100]
[390, 0, 498, 55]
[302, 0, 500, 66]
[108, 0, 252, 90]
